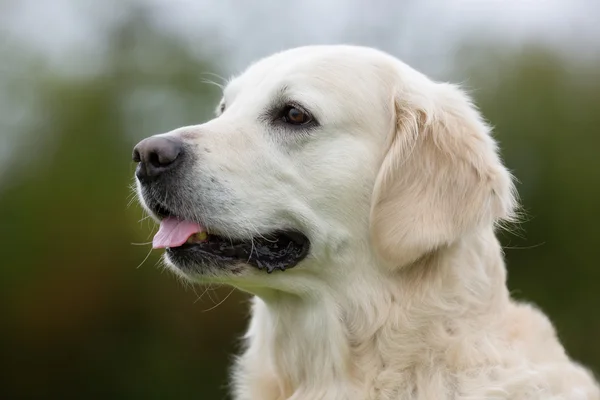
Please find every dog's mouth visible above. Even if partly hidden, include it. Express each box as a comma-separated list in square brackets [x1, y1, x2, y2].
[151, 207, 310, 274]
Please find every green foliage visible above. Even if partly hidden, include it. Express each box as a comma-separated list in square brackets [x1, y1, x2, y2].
[464, 46, 600, 369]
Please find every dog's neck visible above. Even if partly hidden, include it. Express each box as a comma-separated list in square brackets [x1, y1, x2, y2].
[236, 228, 510, 398]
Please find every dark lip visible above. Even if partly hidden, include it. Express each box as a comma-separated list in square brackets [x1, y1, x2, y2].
[149, 201, 182, 221]
[153, 204, 172, 219]
[147, 200, 193, 223]
[166, 229, 310, 274]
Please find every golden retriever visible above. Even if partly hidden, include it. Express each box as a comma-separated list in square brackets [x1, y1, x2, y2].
[132, 45, 600, 399]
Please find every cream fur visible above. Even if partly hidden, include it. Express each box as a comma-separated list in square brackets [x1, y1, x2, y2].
[140, 45, 600, 399]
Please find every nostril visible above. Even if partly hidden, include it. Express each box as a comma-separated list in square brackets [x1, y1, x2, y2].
[132, 147, 141, 163]
[148, 151, 163, 168]
[133, 136, 183, 181]
[149, 146, 181, 168]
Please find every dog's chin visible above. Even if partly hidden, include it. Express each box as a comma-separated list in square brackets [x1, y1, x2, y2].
[163, 229, 311, 277]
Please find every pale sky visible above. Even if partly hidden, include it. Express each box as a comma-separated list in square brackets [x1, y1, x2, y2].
[2, 0, 599, 75]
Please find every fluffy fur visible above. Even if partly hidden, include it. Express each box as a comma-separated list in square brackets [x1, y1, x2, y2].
[140, 45, 600, 399]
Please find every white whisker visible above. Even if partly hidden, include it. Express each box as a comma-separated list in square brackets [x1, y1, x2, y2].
[202, 287, 236, 312]
[201, 78, 224, 90]
[136, 247, 154, 269]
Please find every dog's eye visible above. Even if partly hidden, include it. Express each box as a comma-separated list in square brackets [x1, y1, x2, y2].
[282, 106, 312, 125]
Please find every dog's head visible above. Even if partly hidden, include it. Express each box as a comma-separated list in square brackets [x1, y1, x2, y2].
[133, 45, 516, 292]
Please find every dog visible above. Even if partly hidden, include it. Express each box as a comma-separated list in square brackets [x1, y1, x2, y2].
[132, 45, 600, 399]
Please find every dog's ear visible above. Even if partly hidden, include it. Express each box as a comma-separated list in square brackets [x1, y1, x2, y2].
[370, 81, 517, 268]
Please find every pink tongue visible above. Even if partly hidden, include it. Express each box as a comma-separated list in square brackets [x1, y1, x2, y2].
[153, 217, 204, 249]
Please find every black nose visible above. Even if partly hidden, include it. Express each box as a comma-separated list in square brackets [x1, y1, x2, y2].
[132, 136, 183, 182]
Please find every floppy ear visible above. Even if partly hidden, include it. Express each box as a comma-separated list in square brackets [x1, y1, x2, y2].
[370, 82, 517, 268]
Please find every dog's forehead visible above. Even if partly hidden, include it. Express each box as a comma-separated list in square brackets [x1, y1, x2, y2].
[225, 45, 397, 100]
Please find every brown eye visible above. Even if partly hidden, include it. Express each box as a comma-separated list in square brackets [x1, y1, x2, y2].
[282, 106, 311, 125]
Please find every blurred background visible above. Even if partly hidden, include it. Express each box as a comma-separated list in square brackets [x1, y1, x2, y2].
[1, 0, 599, 398]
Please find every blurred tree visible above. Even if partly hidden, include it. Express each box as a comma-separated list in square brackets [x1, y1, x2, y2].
[459, 44, 600, 372]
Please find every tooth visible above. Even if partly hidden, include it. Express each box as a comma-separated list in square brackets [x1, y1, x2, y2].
[196, 232, 208, 241]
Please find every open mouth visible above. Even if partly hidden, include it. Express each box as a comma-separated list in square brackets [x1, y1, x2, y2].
[152, 216, 310, 273]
